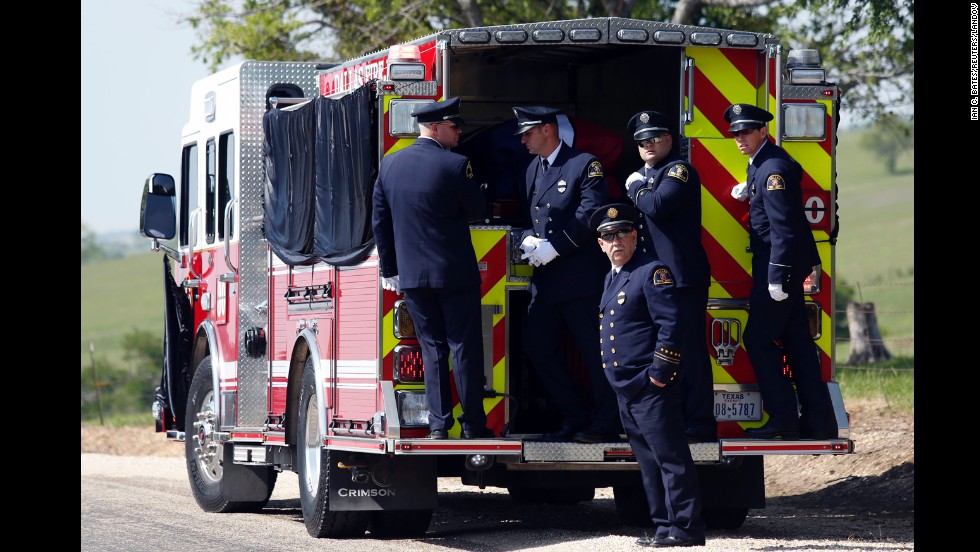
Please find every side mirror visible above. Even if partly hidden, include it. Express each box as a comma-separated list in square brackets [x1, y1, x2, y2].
[140, 173, 176, 240]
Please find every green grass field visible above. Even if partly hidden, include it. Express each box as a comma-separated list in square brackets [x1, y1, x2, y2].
[833, 129, 915, 359]
[81, 252, 164, 369]
[80, 129, 913, 375]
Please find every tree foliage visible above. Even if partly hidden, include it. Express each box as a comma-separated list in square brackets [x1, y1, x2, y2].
[178, 0, 912, 123]
[81, 329, 163, 421]
[859, 113, 914, 174]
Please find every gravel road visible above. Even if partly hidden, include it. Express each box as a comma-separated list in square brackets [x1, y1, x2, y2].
[82, 447, 912, 550]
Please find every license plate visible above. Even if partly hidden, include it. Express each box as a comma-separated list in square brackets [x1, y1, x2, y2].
[713, 391, 762, 421]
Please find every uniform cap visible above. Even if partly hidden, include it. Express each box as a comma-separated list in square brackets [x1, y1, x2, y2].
[512, 106, 562, 135]
[723, 103, 773, 133]
[590, 203, 638, 233]
[626, 111, 671, 141]
[412, 97, 465, 125]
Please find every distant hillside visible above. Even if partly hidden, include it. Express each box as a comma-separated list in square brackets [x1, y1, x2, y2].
[80, 128, 913, 372]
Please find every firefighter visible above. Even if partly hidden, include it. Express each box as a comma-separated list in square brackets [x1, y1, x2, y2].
[591, 203, 705, 548]
[624, 110, 717, 443]
[513, 106, 621, 443]
[724, 103, 838, 440]
[371, 97, 494, 440]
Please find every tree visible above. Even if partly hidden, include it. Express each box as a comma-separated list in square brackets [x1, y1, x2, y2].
[178, 0, 912, 124]
[859, 113, 914, 174]
[81, 222, 106, 264]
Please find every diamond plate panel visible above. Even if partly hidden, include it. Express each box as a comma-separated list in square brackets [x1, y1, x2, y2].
[522, 441, 721, 463]
[237, 61, 320, 426]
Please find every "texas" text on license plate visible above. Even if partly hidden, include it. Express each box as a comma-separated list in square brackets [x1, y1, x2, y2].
[713, 391, 762, 421]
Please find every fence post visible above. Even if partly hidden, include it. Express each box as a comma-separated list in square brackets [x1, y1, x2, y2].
[846, 302, 893, 364]
[89, 341, 105, 426]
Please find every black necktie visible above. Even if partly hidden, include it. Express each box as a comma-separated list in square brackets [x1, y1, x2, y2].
[542, 159, 549, 171]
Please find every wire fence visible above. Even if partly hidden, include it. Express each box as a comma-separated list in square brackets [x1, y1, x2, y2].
[832, 278, 913, 370]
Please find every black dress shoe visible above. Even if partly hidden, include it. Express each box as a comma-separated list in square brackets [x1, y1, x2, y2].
[651, 535, 705, 547]
[743, 424, 799, 440]
[635, 535, 658, 547]
[800, 429, 839, 440]
[685, 432, 718, 443]
[573, 428, 621, 443]
[463, 427, 495, 439]
[539, 424, 580, 442]
[427, 430, 448, 439]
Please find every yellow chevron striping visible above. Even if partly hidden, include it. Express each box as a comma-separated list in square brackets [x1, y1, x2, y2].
[782, 141, 832, 190]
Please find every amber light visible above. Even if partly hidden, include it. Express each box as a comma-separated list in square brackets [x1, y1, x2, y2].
[394, 345, 425, 383]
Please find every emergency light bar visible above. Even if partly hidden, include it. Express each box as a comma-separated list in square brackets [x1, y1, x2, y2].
[786, 49, 826, 84]
[387, 44, 425, 81]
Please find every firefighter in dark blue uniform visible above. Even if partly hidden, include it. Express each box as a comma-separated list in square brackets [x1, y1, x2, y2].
[624, 110, 717, 443]
[592, 203, 705, 548]
[513, 106, 620, 443]
[372, 97, 493, 440]
[724, 103, 837, 440]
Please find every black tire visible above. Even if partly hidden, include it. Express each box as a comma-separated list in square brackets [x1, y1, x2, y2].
[701, 507, 748, 530]
[613, 484, 653, 527]
[297, 357, 371, 538]
[185, 356, 276, 513]
[368, 509, 433, 538]
[508, 485, 596, 505]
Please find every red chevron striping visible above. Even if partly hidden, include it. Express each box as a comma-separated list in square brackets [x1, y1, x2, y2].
[493, 313, 506, 366]
[691, 141, 750, 222]
[692, 67, 733, 135]
[701, 230, 751, 298]
[722, 47, 762, 85]
[478, 237, 507, 297]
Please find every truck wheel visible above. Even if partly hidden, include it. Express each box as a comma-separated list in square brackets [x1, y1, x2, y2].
[613, 484, 653, 527]
[185, 356, 276, 513]
[701, 507, 748, 530]
[368, 509, 433, 538]
[297, 357, 371, 538]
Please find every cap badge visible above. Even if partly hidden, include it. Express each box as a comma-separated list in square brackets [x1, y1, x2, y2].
[607, 207, 619, 218]
[639, 112, 650, 123]
[732, 104, 743, 115]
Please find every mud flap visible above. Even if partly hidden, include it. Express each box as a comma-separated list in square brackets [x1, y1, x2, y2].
[696, 455, 765, 510]
[329, 455, 437, 511]
[222, 446, 275, 502]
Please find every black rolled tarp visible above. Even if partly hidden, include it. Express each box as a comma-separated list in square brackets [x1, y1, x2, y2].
[263, 83, 376, 267]
[263, 100, 318, 265]
[313, 85, 375, 265]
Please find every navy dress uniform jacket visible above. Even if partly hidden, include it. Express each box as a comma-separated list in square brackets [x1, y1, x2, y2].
[625, 155, 716, 440]
[626, 156, 710, 289]
[747, 141, 820, 287]
[599, 252, 704, 539]
[372, 138, 485, 288]
[599, 251, 686, 400]
[520, 143, 609, 304]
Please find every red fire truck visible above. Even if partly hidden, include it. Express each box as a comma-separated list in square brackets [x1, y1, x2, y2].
[139, 17, 852, 539]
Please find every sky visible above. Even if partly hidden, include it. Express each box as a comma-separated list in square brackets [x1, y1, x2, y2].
[81, 0, 213, 236]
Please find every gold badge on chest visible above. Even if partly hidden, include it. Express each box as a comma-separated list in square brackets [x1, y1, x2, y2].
[617, 290, 626, 305]
[557, 180, 567, 193]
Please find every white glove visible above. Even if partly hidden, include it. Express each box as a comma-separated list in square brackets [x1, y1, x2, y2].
[768, 283, 788, 302]
[625, 172, 645, 191]
[523, 239, 559, 267]
[382, 275, 401, 294]
[520, 235, 542, 255]
[731, 182, 749, 201]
